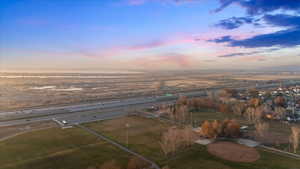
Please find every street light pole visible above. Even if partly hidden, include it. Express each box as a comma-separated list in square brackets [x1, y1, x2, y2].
[126, 123, 130, 147]
[190, 111, 193, 127]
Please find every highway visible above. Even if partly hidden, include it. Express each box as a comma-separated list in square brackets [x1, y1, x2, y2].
[0, 97, 158, 119]
[1, 81, 299, 127]
[0, 99, 175, 127]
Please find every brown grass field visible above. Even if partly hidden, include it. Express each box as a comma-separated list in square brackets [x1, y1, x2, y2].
[207, 141, 260, 162]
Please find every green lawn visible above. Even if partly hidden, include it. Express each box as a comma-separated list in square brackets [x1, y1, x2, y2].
[1, 116, 299, 169]
[0, 127, 130, 169]
[166, 145, 300, 169]
[192, 109, 300, 155]
[85, 116, 300, 169]
[84, 116, 170, 164]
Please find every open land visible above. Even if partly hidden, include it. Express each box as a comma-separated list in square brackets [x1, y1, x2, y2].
[0, 114, 300, 169]
[1, 71, 300, 169]
[1, 71, 299, 112]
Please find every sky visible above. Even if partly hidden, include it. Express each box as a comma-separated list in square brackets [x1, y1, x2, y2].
[0, 0, 300, 72]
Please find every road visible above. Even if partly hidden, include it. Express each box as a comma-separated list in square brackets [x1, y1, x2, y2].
[0, 99, 175, 127]
[0, 97, 157, 119]
[1, 81, 299, 127]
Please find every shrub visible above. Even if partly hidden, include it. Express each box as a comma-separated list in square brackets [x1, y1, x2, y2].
[200, 119, 241, 138]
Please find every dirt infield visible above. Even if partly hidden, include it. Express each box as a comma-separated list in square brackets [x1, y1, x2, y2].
[207, 141, 260, 162]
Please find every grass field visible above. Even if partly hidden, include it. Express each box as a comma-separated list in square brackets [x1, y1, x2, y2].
[192, 109, 300, 154]
[84, 116, 300, 169]
[0, 127, 131, 169]
[167, 145, 300, 169]
[84, 116, 170, 164]
[1, 115, 300, 169]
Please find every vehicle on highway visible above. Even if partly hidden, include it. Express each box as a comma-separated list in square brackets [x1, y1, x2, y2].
[62, 120, 68, 124]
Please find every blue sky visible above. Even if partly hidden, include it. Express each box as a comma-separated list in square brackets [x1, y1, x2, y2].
[1, 0, 300, 71]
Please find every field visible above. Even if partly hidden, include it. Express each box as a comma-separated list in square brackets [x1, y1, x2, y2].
[167, 145, 300, 169]
[207, 142, 260, 162]
[0, 126, 131, 169]
[191, 108, 300, 154]
[0, 115, 300, 169]
[0, 121, 56, 141]
[3, 71, 298, 112]
[84, 116, 171, 163]
[84, 116, 300, 169]
[232, 74, 300, 81]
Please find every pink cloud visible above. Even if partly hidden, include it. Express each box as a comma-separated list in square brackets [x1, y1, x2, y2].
[133, 53, 194, 68]
[86, 36, 195, 58]
[77, 50, 106, 58]
[79, 29, 264, 59]
[18, 49, 109, 60]
[127, 40, 166, 50]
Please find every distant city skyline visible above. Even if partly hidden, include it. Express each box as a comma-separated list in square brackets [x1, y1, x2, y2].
[1, 0, 300, 71]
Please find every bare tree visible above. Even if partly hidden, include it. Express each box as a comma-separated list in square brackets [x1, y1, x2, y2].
[160, 126, 196, 156]
[254, 105, 264, 122]
[170, 104, 189, 124]
[181, 125, 197, 147]
[178, 105, 189, 124]
[245, 105, 264, 122]
[245, 107, 256, 122]
[255, 122, 269, 140]
[290, 126, 300, 153]
[160, 127, 179, 155]
[232, 102, 246, 116]
[274, 106, 286, 120]
[274, 96, 286, 107]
